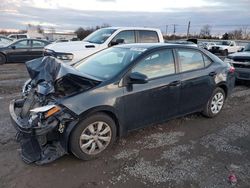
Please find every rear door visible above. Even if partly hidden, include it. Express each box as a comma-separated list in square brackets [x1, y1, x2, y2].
[123, 48, 181, 130]
[30, 40, 48, 59]
[7, 39, 32, 62]
[176, 48, 214, 114]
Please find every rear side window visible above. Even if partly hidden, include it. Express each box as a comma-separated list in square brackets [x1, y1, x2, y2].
[32, 40, 47, 48]
[177, 49, 205, 72]
[138, 31, 159, 43]
[112, 31, 135, 44]
[18, 35, 27, 39]
[132, 49, 175, 79]
[203, 55, 212, 67]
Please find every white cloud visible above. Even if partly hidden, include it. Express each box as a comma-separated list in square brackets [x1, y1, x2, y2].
[23, 0, 221, 12]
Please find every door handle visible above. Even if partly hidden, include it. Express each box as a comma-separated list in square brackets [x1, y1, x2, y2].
[169, 80, 181, 87]
[209, 72, 217, 77]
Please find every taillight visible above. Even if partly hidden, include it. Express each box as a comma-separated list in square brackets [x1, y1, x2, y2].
[229, 66, 235, 73]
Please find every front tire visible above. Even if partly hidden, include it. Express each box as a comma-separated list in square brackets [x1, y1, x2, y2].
[202, 88, 225, 118]
[0, 53, 6, 65]
[70, 113, 117, 160]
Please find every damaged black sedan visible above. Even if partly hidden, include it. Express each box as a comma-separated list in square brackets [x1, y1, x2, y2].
[10, 44, 235, 164]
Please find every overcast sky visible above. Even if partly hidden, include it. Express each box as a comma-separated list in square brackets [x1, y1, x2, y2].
[1, 0, 250, 34]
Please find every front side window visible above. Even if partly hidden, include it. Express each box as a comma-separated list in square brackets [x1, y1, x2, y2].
[14, 40, 31, 48]
[74, 47, 143, 80]
[177, 49, 205, 72]
[112, 30, 135, 44]
[132, 49, 175, 79]
[138, 30, 159, 43]
[83, 28, 117, 44]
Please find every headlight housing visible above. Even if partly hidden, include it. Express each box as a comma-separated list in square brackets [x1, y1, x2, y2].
[56, 53, 73, 61]
[30, 105, 61, 119]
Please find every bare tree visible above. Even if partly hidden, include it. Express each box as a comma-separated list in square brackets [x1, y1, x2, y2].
[200, 25, 212, 38]
[228, 29, 243, 40]
[37, 25, 44, 34]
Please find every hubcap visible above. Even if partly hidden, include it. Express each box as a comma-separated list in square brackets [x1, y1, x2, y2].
[211, 92, 224, 114]
[79, 121, 112, 155]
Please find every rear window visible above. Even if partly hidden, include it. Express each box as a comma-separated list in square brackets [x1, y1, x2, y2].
[138, 30, 159, 43]
[18, 35, 27, 39]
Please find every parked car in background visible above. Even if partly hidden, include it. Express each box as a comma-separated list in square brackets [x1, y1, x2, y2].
[167, 40, 198, 47]
[44, 27, 164, 63]
[224, 43, 250, 80]
[210, 40, 244, 56]
[54, 39, 71, 43]
[7, 34, 29, 40]
[0, 35, 13, 47]
[199, 42, 216, 51]
[0, 39, 50, 64]
[10, 44, 235, 164]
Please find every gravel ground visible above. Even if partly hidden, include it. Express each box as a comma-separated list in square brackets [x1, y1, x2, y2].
[0, 63, 250, 188]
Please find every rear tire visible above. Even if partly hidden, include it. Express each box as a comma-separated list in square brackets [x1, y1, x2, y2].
[202, 88, 225, 118]
[0, 53, 6, 65]
[70, 113, 117, 160]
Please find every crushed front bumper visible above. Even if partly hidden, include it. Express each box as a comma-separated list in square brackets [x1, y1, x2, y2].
[9, 99, 67, 165]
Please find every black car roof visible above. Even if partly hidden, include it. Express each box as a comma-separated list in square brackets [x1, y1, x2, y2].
[115, 43, 199, 51]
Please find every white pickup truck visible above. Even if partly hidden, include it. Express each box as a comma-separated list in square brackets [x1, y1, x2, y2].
[210, 40, 244, 56]
[44, 27, 164, 63]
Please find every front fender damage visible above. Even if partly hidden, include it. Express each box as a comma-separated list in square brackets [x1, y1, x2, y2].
[10, 98, 78, 165]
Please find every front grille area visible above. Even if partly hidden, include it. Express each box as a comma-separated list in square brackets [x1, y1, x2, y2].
[233, 63, 250, 69]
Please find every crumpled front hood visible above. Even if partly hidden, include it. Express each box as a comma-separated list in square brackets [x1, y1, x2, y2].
[26, 56, 101, 84]
[45, 41, 100, 53]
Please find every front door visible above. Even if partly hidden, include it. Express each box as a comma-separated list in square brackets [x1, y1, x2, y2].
[123, 49, 181, 130]
[7, 39, 32, 62]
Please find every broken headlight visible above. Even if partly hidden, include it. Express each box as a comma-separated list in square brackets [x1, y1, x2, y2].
[30, 105, 61, 119]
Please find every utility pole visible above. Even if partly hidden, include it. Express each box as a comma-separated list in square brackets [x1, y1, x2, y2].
[165, 25, 168, 35]
[173, 24, 176, 40]
[187, 21, 190, 39]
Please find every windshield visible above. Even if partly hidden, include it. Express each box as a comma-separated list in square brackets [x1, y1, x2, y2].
[244, 44, 250, 52]
[217, 41, 230, 46]
[83, 28, 117, 44]
[0, 37, 13, 47]
[74, 47, 145, 80]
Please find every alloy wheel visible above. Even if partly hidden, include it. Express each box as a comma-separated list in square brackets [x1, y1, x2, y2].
[79, 121, 112, 155]
[211, 92, 224, 114]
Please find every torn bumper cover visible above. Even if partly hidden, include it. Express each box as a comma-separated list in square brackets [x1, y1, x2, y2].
[9, 99, 78, 165]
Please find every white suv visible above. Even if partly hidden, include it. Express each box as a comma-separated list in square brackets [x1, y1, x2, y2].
[44, 27, 164, 63]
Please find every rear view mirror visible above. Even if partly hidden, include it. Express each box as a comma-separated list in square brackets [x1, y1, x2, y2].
[11, 45, 16, 49]
[128, 72, 148, 85]
[110, 39, 125, 46]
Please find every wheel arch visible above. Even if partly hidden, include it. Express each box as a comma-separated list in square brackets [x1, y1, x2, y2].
[0, 52, 7, 64]
[64, 105, 124, 152]
[216, 83, 228, 98]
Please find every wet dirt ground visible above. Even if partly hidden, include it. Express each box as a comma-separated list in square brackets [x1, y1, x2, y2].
[1, 63, 250, 188]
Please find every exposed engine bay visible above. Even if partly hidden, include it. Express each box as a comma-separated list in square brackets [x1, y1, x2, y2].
[9, 56, 100, 164]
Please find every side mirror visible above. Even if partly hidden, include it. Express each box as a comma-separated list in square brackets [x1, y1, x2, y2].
[238, 48, 244, 52]
[127, 72, 148, 85]
[11, 45, 16, 49]
[110, 39, 125, 46]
